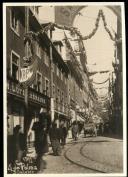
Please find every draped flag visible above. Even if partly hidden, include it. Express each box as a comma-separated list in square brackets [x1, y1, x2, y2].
[19, 66, 33, 83]
[18, 32, 38, 88]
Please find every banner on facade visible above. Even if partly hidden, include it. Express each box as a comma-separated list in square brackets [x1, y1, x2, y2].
[19, 66, 33, 83]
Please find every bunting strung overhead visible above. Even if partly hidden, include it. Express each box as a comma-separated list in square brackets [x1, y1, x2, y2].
[19, 9, 120, 87]
[92, 78, 109, 84]
[88, 70, 110, 76]
[95, 87, 108, 89]
[25, 9, 121, 46]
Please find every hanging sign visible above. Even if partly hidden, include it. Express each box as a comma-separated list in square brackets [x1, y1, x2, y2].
[18, 32, 38, 87]
[19, 66, 33, 83]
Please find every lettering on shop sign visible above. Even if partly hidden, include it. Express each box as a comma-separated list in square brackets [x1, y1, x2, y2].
[7, 80, 25, 97]
[29, 91, 46, 105]
[7, 80, 47, 105]
[19, 67, 33, 83]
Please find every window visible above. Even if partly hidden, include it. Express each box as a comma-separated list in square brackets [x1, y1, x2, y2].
[65, 76, 67, 85]
[52, 63, 55, 73]
[63, 73, 67, 84]
[61, 70, 63, 80]
[61, 91, 64, 103]
[56, 65, 59, 76]
[11, 51, 20, 80]
[59, 69, 61, 78]
[61, 91, 64, 112]
[53, 84, 55, 98]
[36, 72, 42, 92]
[10, 8, 19, 35]
[45, 78, 49, 96]
[44, 49, 49, 66]
[57, 88, 60, 103]
[57, 88, 60, 111]
[36, 42, 41, 58]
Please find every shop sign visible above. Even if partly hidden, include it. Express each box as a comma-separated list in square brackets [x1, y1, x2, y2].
[29, 91, 47, 105]
[19, 67, 33, 83]
[7, 80, 48, 106]
[7, 80, 25, 97]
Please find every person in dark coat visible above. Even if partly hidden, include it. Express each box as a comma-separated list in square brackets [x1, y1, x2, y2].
[72, 123, 78, 141]
[49, 123, 61, 156]
[32, 112, 51, 171]
[59, 124, 67, 147]
[12, 125, 26, 164]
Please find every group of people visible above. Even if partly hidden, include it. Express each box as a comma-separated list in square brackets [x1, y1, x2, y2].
[8, 109, 87, 172]
[8, 111, 69, 172]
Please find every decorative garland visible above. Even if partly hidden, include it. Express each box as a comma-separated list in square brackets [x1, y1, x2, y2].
[42, 10, 121, 43]
[22, 9, 121, 88]
[24, 9, 121, 49]
[88, 70, 110, 76]
[72, 9, 121, 43]
[92, 78, 109, 84]
[95, 87, 108, 89]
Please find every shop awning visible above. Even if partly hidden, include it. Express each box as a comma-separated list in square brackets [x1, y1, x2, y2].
[54, 110, 70, 120]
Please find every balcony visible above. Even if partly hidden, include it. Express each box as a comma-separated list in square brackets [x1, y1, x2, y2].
[7, 77, 50, 107]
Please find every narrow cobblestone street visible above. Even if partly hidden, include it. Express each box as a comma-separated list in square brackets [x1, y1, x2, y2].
[37, 134, 123, 173]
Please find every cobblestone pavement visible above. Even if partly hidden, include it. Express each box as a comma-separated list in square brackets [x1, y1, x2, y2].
[40, 135, 123, 174]
[65, 137, 123, 173]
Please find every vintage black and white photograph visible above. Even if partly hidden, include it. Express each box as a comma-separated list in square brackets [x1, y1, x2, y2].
[3, 2, 126, 176]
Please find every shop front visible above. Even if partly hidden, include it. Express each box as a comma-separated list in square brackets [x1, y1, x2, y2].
[54, 110, 70, 129]
[27, 87, 50, 147]
[7, 79, 25, 136]
[7, 78, 50, 163]
[7, 79, 25, 165]
[7, 79, 50, 134]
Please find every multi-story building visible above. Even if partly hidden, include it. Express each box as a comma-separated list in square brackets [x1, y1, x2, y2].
[61, 33, 91, 124]
[6, 6, 70, 161]
[6, 6, 99, 166]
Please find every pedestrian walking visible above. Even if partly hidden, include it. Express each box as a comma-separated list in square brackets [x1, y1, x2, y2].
[32, 111, 51, 172]
[59, 124, 68, 147]
[99, 123, 104, 136]
[12, 125, 26, 165]
[93, 124, 97, 137]
[72, 123, 79, 141]
[49, 123, 62, 156]
[67, 126, 72, 139]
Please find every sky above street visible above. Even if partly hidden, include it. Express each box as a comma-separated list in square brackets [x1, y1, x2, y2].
[38, 5, 117, 96]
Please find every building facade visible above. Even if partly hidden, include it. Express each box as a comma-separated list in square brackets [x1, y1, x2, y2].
[6, 6, 99, 166]
[6, 6, 70, 153]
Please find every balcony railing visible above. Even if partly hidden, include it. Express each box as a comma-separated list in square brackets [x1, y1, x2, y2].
[7, 78, 50, 107]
